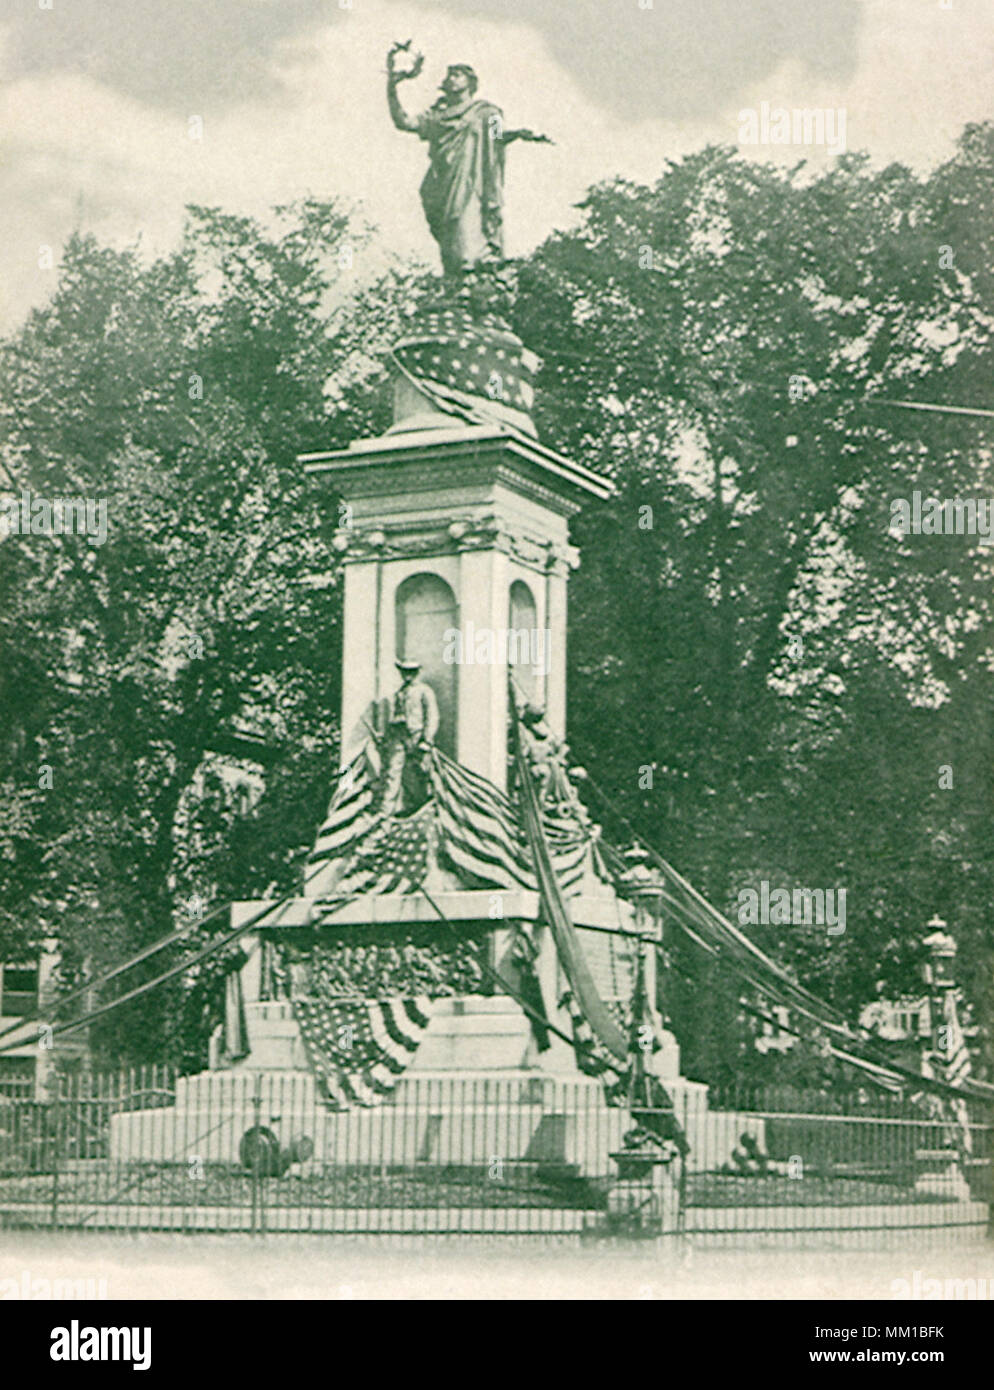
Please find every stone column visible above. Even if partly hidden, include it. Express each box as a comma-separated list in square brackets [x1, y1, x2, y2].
[339, 554, 381, 765]
[457, 543, 510, 789]
[544, 548, 572, 740]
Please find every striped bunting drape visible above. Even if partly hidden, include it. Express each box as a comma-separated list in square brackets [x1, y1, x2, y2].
[928, 993, 974, 1156]
[937, 992, 972, 1087]
[559, 987, 689, 1155]
[427, 748, 590, 895]
[510, 704, 629, 1063]
[604, 844, 994, 1104]
[307, 749, 378, 872]
[305, 742, 591, 901]
[292, 996, 434, 1107]
[558, 988, 627, 1104]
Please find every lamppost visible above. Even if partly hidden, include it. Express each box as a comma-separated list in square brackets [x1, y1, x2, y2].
[593, 847, 687, 1240]
[915, 916, 973, 1203]
[922, 916, 957, 1067]
[619, 845, 668, 1039]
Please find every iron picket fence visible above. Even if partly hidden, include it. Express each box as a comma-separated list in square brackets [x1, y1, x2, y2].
[0, 1069, 989, 1239]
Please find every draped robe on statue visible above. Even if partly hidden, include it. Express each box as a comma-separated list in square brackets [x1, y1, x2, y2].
[416, 97, 505, 275]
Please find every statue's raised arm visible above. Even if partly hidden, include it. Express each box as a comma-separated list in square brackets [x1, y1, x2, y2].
[386, 40, 425, 133]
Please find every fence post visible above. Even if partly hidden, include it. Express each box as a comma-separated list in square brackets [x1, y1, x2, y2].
[250, 1074, 264, 1237]
[49, 1081, 60, 1229]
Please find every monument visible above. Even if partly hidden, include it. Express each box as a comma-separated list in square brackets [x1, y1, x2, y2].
[112, 50, 721, 1212]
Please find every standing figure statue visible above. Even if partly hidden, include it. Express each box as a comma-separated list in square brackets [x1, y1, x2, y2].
[387, 41, 553, 278]
[518, 701, 587, 821]
[381, 657, 440, 817]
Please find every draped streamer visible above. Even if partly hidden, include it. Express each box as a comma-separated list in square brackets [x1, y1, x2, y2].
[292, 996, 435, 1108]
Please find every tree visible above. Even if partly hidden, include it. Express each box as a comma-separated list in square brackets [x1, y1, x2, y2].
[510, 130, 993, 1075]
[0, 201, 375, 1064]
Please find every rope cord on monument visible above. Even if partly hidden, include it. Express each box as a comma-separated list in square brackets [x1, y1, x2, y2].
[634, 853, 989, 1104]
[663, 875, 990, 1103]
[589, 781, 853, 1033]
[0, 755, 367, 1050]
[0, 750, 364, 1045]
[0, 833, 362, 1058]
[0, 898, 238, 1047]
[628, 912, 911, 1094]
[417, 884, 574, 1056]
[420, 871, 687, 1159]
[0, 890, 300, 1057]
[581, 769, 994, 1105]
[278, 890, 569, 1110]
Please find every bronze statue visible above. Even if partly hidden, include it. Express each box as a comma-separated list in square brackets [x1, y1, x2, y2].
[381, 656, 439, 816]
[519, 701, 585, 817]
[387, 41, 552, 278]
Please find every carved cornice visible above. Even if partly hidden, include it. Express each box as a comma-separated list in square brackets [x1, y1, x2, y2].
[301, 428, 614, 510]
[322, 458, 584, 522]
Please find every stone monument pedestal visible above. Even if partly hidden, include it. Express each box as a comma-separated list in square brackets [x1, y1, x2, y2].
[110, 983, 717, 1181]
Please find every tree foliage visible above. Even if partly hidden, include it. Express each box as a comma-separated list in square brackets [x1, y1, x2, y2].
[0, 201, 372, 1063]
[513, 130, 993, 1077]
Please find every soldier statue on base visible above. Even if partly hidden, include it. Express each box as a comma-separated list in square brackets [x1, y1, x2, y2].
[381, 657, 440, 817]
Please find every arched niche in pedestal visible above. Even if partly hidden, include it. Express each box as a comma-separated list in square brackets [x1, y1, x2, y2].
[509, 577, 540, 705]
[395, 572, 458, 757]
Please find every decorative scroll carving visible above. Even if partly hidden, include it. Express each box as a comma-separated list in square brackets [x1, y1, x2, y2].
[332, 514, 579, 575]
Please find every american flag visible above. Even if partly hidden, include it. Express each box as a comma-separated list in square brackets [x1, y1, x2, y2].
[292, 995, 435, 1107]
[331, 804, 432, 898]
[306, 748, 378, 882]
[305, 745, 591, 903]
[393, 309, 537, 415]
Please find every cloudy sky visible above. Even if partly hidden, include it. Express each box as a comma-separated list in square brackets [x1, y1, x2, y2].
[1, 0, 992, 331]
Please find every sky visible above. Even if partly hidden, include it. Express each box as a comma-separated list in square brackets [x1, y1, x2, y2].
[1, 0, 992, 332]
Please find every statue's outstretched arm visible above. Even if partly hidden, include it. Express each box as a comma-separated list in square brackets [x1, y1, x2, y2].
[499, 127, 555, 146]
[387, 41, 423, 134]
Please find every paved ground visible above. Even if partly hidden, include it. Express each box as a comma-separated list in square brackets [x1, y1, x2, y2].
[1, 1231, 992, 1299]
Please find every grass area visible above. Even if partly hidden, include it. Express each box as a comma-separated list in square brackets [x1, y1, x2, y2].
[0, 1164, 956, 1212]
[687, 1173, 951, 1208]
[0, 1164, 607, 1211]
